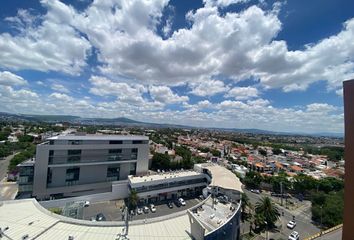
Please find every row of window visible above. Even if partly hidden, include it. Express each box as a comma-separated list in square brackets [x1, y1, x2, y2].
[49, 140, 146, 145]
[46, 163, 137, 186]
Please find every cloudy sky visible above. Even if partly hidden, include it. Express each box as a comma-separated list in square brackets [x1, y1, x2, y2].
[0, 0, 353, 133]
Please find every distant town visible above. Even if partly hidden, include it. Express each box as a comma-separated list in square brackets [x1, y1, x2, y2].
[0, 114, 344, 239]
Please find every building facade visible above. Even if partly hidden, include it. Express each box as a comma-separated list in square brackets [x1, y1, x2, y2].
[31, 135, 149, 200]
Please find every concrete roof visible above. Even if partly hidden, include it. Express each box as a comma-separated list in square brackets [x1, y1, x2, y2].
[48, 135, 149, 141]
[0, 199, 192, 240]
[203, 164, 243, 193]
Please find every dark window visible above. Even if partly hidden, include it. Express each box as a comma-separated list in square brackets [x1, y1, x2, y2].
[47, 168, 53, 184]
[132, 140, 143, 144]
[68, 150, 81, 155]
[68, 140, 82, 145]
[49, 150, 54, 156]
[131, 148, 138, 153]
[66, 168, 80, 182]
[67, 150, 81, 162]
[129, 162, 136, 175]
[49, 140, 54, 145]
[109, 140, 123, 144]
[109, 149, 122, 154]
[107, 166, 120, 180]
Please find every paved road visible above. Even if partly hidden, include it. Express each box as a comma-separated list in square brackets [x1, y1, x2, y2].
[317, 228, 342, 240]
[0, 153, 15, 181]
[0, 182, 18, 200]
[243, 189, 320, 239]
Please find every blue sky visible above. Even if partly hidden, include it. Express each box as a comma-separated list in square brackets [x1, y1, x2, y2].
[0, 0, 353, 133]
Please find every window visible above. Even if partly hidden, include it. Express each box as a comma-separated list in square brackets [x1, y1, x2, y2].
[67, 150, 81, 162]
[109, 140, 123, 144]
[131, 148, 138, 153]
[132, 140, 143, 144]
[107, 166, 120, 181]
[68, 140, 82, 145]
[68, 149, 81, 155]
[47, 168, 53, 184]
[49, 150, 54, 156]
[109, 149, 122, 154]
[49, 140, 54, 145]
[129, 162, 136, 175]
[66, 168, 80, 182]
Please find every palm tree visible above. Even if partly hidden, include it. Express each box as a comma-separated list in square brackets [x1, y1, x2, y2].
[241, 193, 252, 221]
[128, 190, 139, 210]
[255, 196, 280, 229]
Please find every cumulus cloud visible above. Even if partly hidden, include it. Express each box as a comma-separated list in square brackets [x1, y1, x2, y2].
[51, 83, 70, 93]
[190, 80, 229, 96]
[0, 71, 27, 86]
[225, 86, 259, 100]
[149, 85, 189, 104]
[0, 3, 91, 74]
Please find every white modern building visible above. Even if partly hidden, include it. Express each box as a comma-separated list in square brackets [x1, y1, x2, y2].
[26, 134, 149, 200]
[1, 163, 243, 240]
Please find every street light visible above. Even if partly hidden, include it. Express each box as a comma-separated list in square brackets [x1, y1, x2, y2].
[320, 205, 323, 235]
[264, 221, 268, 240]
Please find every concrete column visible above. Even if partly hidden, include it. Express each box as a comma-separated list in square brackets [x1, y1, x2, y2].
[343, 79, 354, 240]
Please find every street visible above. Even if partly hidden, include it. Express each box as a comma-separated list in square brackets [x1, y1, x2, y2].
[317, 228, 342, 240]
[242, 188, 320, 239]
[0, 153, 15, 181]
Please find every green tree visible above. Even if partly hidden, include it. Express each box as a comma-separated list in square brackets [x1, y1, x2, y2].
[255, 196, 280, 229]
[241, 193, 252, 221]
[272, 148, 282, 155]
[210, 149, 221, 157]
[243, 171, 263, 189]
[151, 152, 170, 170]
[258, 149, 267, 157]
[128, 190, 139, 210]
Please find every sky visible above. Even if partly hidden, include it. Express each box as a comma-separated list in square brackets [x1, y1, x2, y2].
[0, 0, 353, 134]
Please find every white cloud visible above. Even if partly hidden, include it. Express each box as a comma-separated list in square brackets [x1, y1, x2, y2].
[0, 71, 27, 86]
[190, 80, 229, 96]
[51, 83, 70, 93]
[0, 3, 91, 74]
[89, 76, 146, 105]
[306, 103, 337, 113]
[225, 86, 259, 100]
[49, 92, 73, 102]
[149, 86, 189, 104]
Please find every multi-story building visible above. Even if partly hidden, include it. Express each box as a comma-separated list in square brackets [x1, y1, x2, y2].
[30, 134, 149, 200]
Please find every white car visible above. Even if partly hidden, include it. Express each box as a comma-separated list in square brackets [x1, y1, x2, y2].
[143, 206, 149, 213]
[288, 231, 299, 240]
[83, 201, 90, 207]
[136, 207, 143, 215]
[178, 198, 186, 206]
[287, 220, 296, 229]
[149, 204, 156, 213]
[250, 189, 261, 194]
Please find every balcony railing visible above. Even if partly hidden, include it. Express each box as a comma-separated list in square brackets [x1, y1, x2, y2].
[132, 178, 207, 193]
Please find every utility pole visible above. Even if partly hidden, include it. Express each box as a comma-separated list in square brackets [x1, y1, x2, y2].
[280, 181, 283, 206]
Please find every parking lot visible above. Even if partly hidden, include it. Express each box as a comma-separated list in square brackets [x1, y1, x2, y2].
[82, 198, 200, 221]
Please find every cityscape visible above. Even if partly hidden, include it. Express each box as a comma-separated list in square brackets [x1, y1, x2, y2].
[0, 0, 353, 240]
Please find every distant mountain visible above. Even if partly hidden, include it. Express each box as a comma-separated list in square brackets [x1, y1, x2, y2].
[0, 111, 343, 138]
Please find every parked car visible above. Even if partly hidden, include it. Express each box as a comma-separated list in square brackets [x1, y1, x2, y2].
[250, 189, 261, 194]
[198, 195, 204, 201]
[136, 207, 143, 215]
[178, 198, 186, 206]
[130, 209, 136, 215]
[150, 204, 156, 213]
[288, 231, 299, 240]
[96, 213, 106, 221]
[218, 195, 228, 204]
[287, 220, 296, 229]
[167, 201, 174, 208]
[174, 199, 181, 207]
[83, 201, 90, 207]
[90, 216, 96, 222]
[143, 206, 149, 213]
